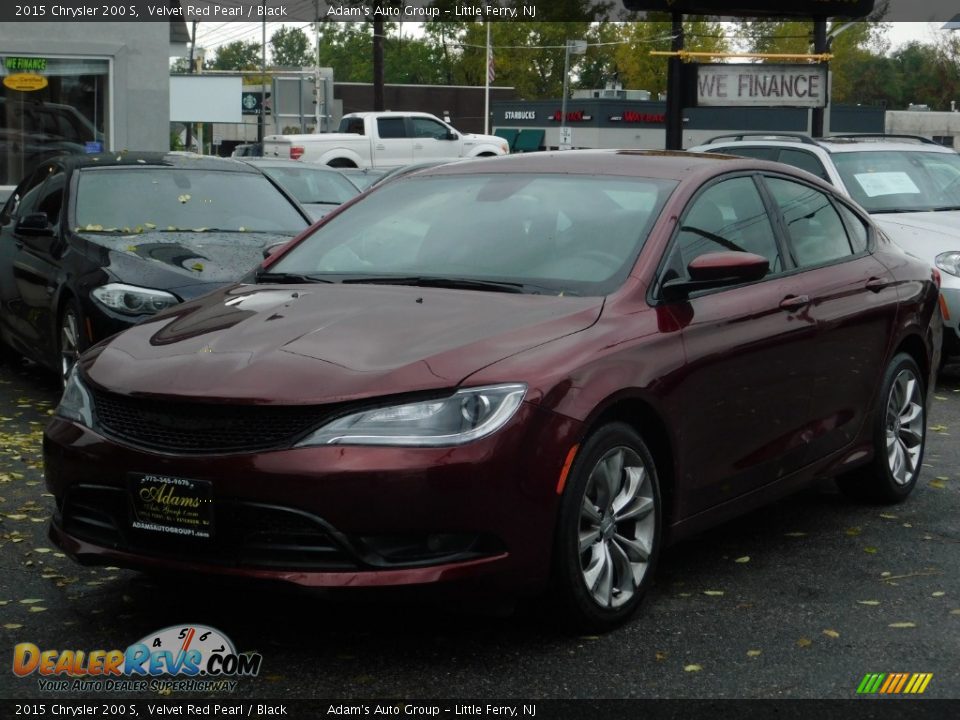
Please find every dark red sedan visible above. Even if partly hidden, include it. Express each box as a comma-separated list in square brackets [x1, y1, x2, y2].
[44, 151, 942, 629]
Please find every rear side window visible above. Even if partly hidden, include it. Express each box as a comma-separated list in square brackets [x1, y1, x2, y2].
[766, 177, 853, 267]
[836, 203, 869, 254]
[777, 149, 830, 182]
[377, 118, 406, 139]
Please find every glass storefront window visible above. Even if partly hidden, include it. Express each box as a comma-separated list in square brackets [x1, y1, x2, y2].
[1, 55, 109, 186]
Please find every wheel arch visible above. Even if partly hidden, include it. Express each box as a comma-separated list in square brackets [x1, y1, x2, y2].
[579, 395, 677, 529]
[893, 332, 930, 391]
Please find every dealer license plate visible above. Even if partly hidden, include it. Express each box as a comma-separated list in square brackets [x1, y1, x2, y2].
[129, 473, 213, 539]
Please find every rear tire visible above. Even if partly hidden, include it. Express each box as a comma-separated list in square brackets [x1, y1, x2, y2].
[837, 353, 926, 503]
[553, 422, 661, 631]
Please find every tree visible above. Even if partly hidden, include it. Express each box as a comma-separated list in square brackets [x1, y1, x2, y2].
[207, 40, 262, 71]
[271, 26, 313, 68]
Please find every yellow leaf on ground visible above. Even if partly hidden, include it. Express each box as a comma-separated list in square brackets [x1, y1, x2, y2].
[655, 651, 668, 662]
[823, 629, 840, 638]
[888, 622, 917, 628]
[28, 607, 46, 613]
[747, 650, 762, 657]
[845, 527, 862, 536]
[735, 556, 750, 563]
[797, 638, 813, 648]
[684, 664, 703, 672]
[19, 599, 42, 604]
[864, 547, 878, 554]
[4, 623, 23, 629]
[703, 590, 724, 596]
[878, 513, 897, 520]
[950, 609, 960, 615]
[932, 592, 946, 597]
[857, 600, 881, 606]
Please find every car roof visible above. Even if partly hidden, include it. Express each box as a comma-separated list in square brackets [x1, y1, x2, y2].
[403, 149, 794, 182]
[50, 152, 263, 174]
[695, 135, 956, 156]
[240, 158, 345, 171]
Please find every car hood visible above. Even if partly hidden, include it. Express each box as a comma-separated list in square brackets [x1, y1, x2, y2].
[82, 283, 603, 404]
[872, 211, 960, 259]
[80, 230, 296, 292]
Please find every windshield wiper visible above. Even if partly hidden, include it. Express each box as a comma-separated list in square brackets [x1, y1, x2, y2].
[254, 270, 334, 284]
[340, 276, 531, 294]
[929, 206, 960, 212]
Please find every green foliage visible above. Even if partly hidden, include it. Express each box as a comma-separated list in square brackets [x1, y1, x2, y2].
[208, 40, 262, 71]
[271, 26, 313, 68]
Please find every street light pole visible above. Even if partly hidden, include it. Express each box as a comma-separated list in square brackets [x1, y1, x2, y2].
[560, 40, 570, 146]
[258, 1, 266, 144]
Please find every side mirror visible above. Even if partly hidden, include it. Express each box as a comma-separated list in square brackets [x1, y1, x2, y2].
[662, 251, 769, 299]
[15, 212, 55, 237]
[444, 131, 459, 141]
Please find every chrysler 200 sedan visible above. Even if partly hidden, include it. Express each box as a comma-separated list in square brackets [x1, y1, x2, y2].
[44, 151, 942, 629]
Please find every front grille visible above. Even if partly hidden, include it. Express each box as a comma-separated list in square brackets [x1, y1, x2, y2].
[92, 390, 331, 453]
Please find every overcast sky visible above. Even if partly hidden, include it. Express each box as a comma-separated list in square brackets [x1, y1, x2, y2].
[194, 21, 951, 59]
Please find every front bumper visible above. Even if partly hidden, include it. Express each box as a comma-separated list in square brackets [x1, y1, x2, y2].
[43, 402, 581, 594]
[939, 278, 960, 352]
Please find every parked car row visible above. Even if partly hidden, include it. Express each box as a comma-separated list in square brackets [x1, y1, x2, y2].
[0, 134, 950, 631]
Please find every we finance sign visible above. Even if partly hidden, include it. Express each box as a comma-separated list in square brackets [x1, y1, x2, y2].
[696, 64, 828, 108]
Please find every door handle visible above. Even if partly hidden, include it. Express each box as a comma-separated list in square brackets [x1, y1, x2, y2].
[865, 277, 887, 293]
[779, 294, 809, 311]
[375, 144, 385, 150]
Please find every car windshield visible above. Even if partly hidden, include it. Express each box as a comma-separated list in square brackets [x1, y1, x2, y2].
[268, 173, 677, 296]
[832, 150, 960, 213]
[73, 167, 309, 233]
[259, 166, 360, 205]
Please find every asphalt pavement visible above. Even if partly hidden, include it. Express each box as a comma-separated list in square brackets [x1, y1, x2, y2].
[1, 353, 959, 702]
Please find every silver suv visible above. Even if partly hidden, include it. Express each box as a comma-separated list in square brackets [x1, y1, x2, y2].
[689, 133, 960, 358]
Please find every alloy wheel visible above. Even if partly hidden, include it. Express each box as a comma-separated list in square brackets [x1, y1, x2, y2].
[578, 446, 656, 609]
[60, 308, 80, 384]
[885, 368, 924, 486]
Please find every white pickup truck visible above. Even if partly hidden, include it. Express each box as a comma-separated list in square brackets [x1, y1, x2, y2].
[262, 111, 509, 168]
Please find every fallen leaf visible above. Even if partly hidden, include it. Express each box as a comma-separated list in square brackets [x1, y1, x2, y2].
[747, 650, 762, 657]
[579, 635, 600, 641]
[935, 476, 950, 481]
[932, 592, 946, 597]
[28, 607, 46, 613]
[3, 623, 23, 629]
[930, 480, 947, 489]
[797, 638, 812, 648]
[845, 527, 862, 537]
[878, 513, 898, 520]
[929, 424, 948, 432]
[864, 547, 878, 554]
[19, 599, 42, 604]
[703, 590, 725, 596]
[888, 622, 917, 628]
[684, 664, 702, 672]
[823, 629, 840, 638]
[950, 609, 960, 615]
[655, 651, 668, 662]
[735, 556, 750, 564]
[902, 523, 913, 528]
[33, 548, 51, 554]
[784, 531, 807, 537]
[857, 600, 881, 606]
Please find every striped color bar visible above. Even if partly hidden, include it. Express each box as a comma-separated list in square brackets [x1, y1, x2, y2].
[857, 673, 933, 694]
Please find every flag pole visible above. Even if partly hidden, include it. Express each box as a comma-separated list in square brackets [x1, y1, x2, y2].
[484, 21, 491, 135]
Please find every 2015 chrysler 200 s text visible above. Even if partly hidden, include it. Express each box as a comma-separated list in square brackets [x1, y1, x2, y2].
[44, 151, 942, 629]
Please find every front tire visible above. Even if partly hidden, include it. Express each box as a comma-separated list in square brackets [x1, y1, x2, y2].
[838, 353, 926, 503]
[553, 422, 661, 631]
[57, 299, 86, 386]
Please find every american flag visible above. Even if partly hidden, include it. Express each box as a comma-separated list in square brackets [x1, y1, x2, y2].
[487, 47, 495, 84]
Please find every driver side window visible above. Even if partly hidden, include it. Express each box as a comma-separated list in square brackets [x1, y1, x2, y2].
[664, 176, 781, 282]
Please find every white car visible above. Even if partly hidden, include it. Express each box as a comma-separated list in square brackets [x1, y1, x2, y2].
[690, 134, 960, 360]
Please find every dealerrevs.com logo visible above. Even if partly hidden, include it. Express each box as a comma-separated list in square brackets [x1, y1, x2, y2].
[12, 624, 262, 693]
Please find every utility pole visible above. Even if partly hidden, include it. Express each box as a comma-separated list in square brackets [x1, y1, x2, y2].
[258, 1, 266, 144]
[811, 19, 828, 137]
[665, 13, 684, 150]
[185, 20, 197, 151]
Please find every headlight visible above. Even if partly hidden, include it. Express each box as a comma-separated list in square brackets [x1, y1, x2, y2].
[56, 366, 95, 428]
[91, 283, 180, 315]
[936, 252, 960, 278]
[296, 384, 527, 447]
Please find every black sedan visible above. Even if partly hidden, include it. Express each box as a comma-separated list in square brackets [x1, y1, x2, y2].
[0, 152, 311, 381]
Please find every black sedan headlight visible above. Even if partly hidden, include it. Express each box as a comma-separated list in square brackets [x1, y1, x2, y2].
[56, 366, 95, 429]
[91, 283, 180, 315]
